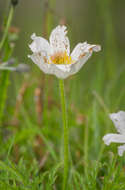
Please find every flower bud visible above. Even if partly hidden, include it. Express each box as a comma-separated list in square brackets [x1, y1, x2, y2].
[15, 64, 30, 72]
[11, 0, 19, 7]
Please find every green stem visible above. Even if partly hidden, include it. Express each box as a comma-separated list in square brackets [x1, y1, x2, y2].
[84, 120, 88, 178]
[59, 79, 69, 190]
[0, 6, 14, 51]
[0, 5, 14, 125]
[0, 66, 15, 71]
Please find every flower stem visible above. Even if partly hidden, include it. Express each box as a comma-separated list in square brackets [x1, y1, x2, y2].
[59, 79, 69, 190]
[0, 6, 14, 51]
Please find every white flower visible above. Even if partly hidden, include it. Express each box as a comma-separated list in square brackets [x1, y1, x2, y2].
[103, 111, 125, 156]
[28, 25, 101, 79]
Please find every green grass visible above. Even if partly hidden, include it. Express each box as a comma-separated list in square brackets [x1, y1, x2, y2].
[0, 0, 125, 189]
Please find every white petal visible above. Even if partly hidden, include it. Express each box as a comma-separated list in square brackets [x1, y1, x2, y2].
[28, 53, 49, 72]
[71, 42, 87, 62]
[71, 42, 101, 62]
[109, 111, 125, 134]
[118, 144, 125, 156]
[69, 53, 91, 75]
[67, 44, 100, 76]
[29, 33, 50, 54]
[49, 25, 70, 55]
[55, 64, 71, 72]
[103, 134, 125, 145]
[29, 53, 72, 79]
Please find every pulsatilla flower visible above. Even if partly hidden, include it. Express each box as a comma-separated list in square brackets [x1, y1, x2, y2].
[103, 111, 125, 156]
[28, 25, 101, 79]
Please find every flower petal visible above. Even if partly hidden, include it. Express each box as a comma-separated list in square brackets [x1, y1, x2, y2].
[29, 33, 50, 54]
[28, 53, 72, 79]
[55, 64, 71, 72]
[71, 42, 101, 62]
[109, 111, 125, 134]
[28, 53, 49, 71]
[68, 43, 100, 76]
[118, 144, 125, 156]
[103, 133, 125, 145]
[49, 25, 70, 55]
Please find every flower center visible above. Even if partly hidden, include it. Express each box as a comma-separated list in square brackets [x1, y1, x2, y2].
[50, 51, 72, 64]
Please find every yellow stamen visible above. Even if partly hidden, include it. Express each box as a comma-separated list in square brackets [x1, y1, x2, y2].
[50, 51, 72, 64]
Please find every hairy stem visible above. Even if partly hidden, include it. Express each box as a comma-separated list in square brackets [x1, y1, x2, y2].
[59, 79, 69, 190]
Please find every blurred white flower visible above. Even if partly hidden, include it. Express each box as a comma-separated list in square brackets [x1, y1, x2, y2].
[103, 111, 125, 156]
[28, 25, 101, 79]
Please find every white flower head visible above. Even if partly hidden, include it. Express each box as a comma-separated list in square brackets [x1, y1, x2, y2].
[103, 111, 125, 156]
[28, 25, 101, 79]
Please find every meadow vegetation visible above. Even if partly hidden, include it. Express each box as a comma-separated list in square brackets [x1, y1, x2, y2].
[0, 0, 125, 189]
